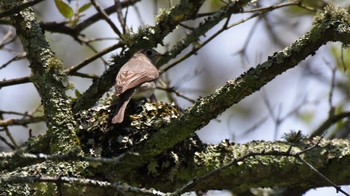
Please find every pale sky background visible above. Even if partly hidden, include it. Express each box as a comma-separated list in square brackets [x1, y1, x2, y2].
[0, 1, 349, 195]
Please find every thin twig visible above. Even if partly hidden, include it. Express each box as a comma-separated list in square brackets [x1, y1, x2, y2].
[0, 129, 15, 149]
[66, 43, 123, 74]
[0, 53, 27, 70]
[114, 0, 127, 33]
[70, 72, 99, 79]
[75, 0, 140, 32]
[0, 76, 31, 89]
[157, 86, 196, 103]
[0, 116, 45, 126]
[295, 156, 349, 196]
[91, 0, 122, 37]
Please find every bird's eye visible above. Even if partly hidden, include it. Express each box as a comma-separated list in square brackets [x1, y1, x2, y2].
[146, 49, 153, 57]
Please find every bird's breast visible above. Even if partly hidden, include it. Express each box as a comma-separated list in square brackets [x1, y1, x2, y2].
[132, 81, 156, 100]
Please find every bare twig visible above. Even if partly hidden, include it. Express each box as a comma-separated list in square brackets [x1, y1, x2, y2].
[311, 112, 350, 138]
[0, 76, 31, 89]
[0, 42, 122, 89]
[0, 116, 45, 126]
[0, 129, 15, 149]
[91, 0, 122, 37]
[157, 86, 196, 103]
[114, 0, 127, 33]
[133, 3, 144, 26]
[295, 156, 349, 196]
[0, 28, 17, 49]
[0, 53, 26, 70]
[75, 0, 140, 32]
[66, 43, 123, 74]
[161, 10, 265, 73]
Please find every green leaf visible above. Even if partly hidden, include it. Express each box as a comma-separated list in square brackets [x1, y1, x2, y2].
[78, 3, 92, 13]
[299, 111, 314, 123]
[54, 0, 74, 19]
[330, 46, 350, 72]
[74, 89, 81, 98]
[208, 0, 225, 11]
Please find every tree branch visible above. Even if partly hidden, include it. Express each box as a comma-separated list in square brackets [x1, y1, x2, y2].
[72, 0, 207, 113]
[111, 5, 350, 179]
[1, 138, 349, 194]
[0, 0, 44, 18]
[0, 1, 80, 153]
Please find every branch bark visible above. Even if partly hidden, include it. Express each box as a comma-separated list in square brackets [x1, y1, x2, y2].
[72, 0, 207, 112]
[0, 0, 80, 153]
[1, 2, 350, 195]
[111, 5, 350, 179]
[1, 138, 349, 194]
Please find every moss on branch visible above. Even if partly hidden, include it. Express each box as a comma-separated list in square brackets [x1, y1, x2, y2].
[0, 0, 79, 153]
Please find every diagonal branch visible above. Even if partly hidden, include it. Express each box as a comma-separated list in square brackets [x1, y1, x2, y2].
[0, 1, 80, 153]
[90, 0, 122, 37]
[72, 0, 207, 113]
[112, 5, 350, 178]
[75, 0, 140, 33]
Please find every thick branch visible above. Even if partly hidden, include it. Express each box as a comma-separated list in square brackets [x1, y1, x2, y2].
[112, 5, 350, 178]
[1, 138, 349, 194]
[0, 0, 44, 18]
[0, 1, 79, 153]
[149, 138, 350, 192]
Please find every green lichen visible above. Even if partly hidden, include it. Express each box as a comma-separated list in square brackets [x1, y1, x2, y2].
[0, 160, 90, 195]
[313, 5, 350, 27]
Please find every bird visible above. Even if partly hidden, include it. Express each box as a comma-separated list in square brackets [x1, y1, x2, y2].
[111, 49, 161, 124]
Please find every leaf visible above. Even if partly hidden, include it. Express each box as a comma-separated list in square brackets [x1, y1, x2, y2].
[208, 0, 225, 11]
[74, 89, 81, 98]
[299, 111, 314, 123]
[78, 3, 92, 13]
[330, 46, 350, 73]
[54, 0, 74, 19]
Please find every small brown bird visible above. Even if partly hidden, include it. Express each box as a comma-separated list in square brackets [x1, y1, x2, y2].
[112, 49, 161, 124]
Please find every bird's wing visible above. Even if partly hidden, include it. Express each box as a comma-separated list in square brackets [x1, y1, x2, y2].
[115, 56, 159, 96]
